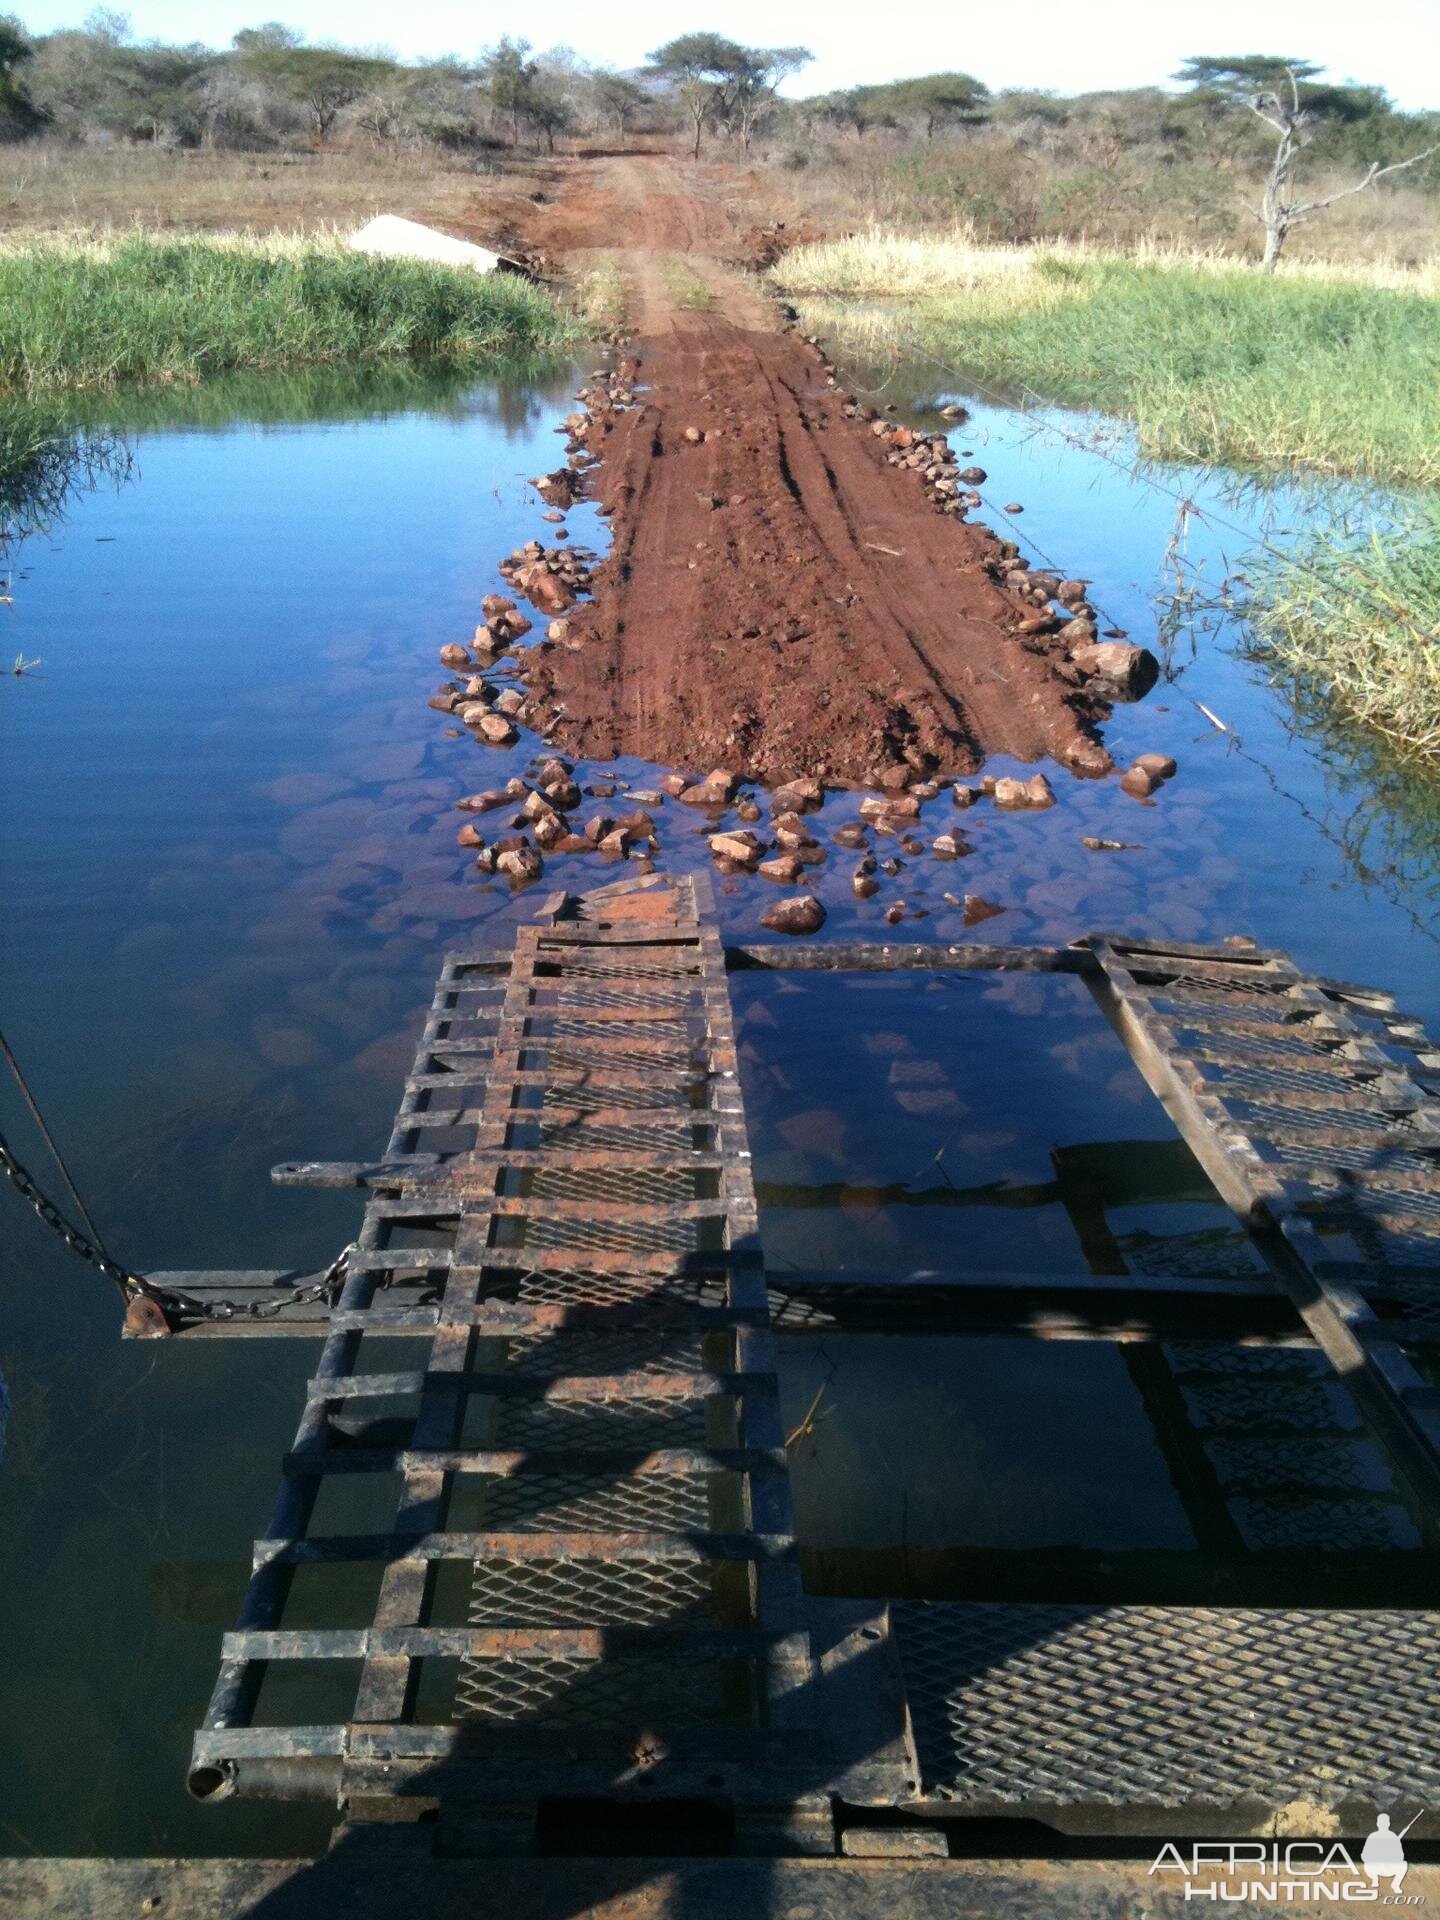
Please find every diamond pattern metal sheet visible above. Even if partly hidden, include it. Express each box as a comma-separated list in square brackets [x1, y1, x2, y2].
[465, 1555, 717, 1628]
[475, 1469, 715, 1533]
[453, 1651, 755, 1727]
[892, 1604, 1440, 1811]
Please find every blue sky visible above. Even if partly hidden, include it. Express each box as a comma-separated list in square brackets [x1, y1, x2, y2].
[13, 0, 1440, 109]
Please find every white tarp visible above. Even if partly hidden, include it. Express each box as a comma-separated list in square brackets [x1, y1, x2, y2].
[347, 215, 501, 275]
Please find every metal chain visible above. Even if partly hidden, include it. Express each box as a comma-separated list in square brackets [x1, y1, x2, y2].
[0, 1126, 145, 1302]
[0, 1124, 352, 1325]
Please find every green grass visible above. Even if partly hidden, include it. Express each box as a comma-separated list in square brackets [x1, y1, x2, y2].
[0, 231, 579, 393]
[1242, 504, 1440, 762]
[773, 235, 1440, 485]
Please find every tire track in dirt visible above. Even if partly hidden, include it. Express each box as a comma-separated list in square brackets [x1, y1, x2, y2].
[506, 158, 1119, 785]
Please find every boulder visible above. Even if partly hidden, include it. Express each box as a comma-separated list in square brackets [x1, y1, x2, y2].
[439, 643, 471, 669]
[760, 894, 826, 936]
[1070, 642, 1159, 699]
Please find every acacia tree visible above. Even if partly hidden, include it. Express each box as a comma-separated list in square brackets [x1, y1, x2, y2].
[891, 71, 988, 142]
[728, 45, 810, 151]
[233, 27, 390, 143]
[645, 33, 744, 159]
[480, 36, 539, 146]
[1175, 55, 1438, 269]
[589, 70, 647, 138]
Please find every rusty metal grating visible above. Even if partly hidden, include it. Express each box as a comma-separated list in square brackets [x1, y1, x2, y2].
[189, 875, 814, 1829]
[893, 1603, 1440, 1813]
[1087, 935, 1440, 1509]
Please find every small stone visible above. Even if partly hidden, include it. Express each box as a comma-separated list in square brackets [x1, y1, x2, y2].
[456, 823, 484, 849]
[959, 466, 987, 484]
[625, 788, 664, 806]
[834, 823, 870, 849]
[932, 832, 969, 857]
[952, 784, 982, 809]
[1120, 765, 1160, 799]
[710, 830, 764, 868]
[963, 895, 1007, 926]
[478, 714, 517, 745]
[1082, 836, 1130, 851]
[736, 799, 763, 824]
[1065, 741, 1115, 779]
[659, 774, 689, 798]
[884, 903, 907, 925]
[760, 854, 804, 883]
[1057, 580, 1089, 606]
[496, 844, 543, 883]
[547, 619, 570, 643]
[458, 702, 493, 727]
[427, 691, 460, 713]
[683, 426, 703, 443]
[760, 894, 826, 936]
[878, 765, 912, 793]
[1134, 752, 1177, 781]
[852, 874, 879, 899]
[439, 643, 471, 669]
[598, 827, 631, 856]
[1023, 773, 1056, 809]
[680, 779, 731, 808]
[860, 794, 920, 822]
[772, 811, 817, 849]
[1004, 502, 1023, 514]
[773, 777, 825, 813]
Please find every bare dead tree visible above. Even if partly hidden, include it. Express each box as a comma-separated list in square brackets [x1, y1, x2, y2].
[1247, 67, 1436, 270]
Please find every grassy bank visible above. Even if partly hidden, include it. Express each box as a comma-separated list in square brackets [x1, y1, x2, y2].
[772, 235, 1440, 485]
[0, 231, 577, 393]
[1242, 506, 1440, 762]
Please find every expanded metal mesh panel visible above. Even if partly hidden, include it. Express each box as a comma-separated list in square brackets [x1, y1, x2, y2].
[1163, 1344, 1330, 1381]
[541, 1041, 701, 1074]
[453, 1651, 754, 1727]
[892, 1604, 1440, 1809]
[1179, 1377, 1364, 1434]
[1205, 1435, 1395, 1495]
[1229, 1495, 1420, 1552]
[511, 1266, 726, 1313]
[538, 1120, 702, 1156]
[527, 1164, 700, 1207]
[501, 1330, 713, 1377]
[491, 1394, 713, 1450]
[476, 1470, 715, 1532]
[541, 1080, 698, 1114]
[1115, 1227, 1263, 1279]
[464, 1556, 716, 1627]
[522, 1211, 702, 1254]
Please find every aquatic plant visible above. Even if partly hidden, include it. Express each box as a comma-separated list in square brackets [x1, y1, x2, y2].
[771, 233, 1440, 486]
[0, 230, 579, 394]
[1241, 503, 1440, 763]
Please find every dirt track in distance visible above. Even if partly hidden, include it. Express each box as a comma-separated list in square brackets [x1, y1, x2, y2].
[471, 156, 1117, 787]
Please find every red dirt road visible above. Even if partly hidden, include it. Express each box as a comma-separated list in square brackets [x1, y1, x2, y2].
[492, 159, 1116, 785]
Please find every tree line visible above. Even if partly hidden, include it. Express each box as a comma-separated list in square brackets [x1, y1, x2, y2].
[0, 15, 1435, 264]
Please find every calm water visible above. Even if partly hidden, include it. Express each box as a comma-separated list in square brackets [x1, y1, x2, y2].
[1, 355, 1435, 1857]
